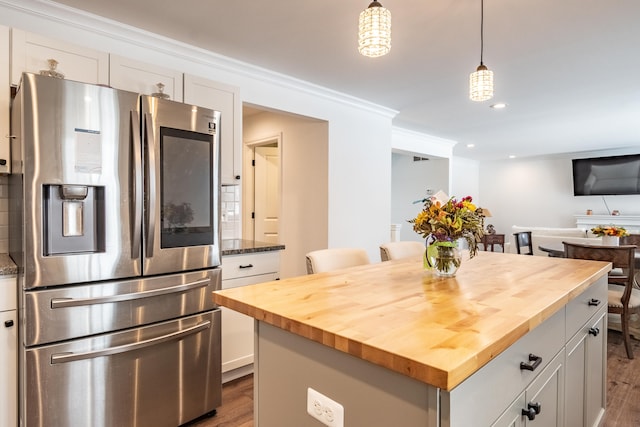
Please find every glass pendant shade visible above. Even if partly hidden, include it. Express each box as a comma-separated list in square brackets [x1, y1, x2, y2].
[469, 64, 494, 102]
[358, 1, 391, 58]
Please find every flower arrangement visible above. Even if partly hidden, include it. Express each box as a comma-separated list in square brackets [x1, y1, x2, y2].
[409, 192, 485, 258]
[590, 225, 629, 237]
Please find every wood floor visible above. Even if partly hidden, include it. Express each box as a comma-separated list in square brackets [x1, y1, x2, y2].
[189, 330, 640, 427]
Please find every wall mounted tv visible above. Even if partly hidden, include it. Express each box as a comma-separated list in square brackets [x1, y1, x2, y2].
[572, 154, 640, 196]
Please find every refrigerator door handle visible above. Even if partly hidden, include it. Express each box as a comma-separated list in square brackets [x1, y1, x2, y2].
[131, 110, 143, 257]
[50, 278, 210, 308]
[50, 320, 212, 364]
[144, 111, 157, 257]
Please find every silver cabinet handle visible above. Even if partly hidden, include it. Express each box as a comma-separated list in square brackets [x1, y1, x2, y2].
[51, 278, 209, 308]
[144, 111, 157, 258]
[131, 110, 143, 258]
[51, 320, 211, 364]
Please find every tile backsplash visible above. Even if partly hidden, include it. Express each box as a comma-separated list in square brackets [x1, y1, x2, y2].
[221, 185, 241, 240]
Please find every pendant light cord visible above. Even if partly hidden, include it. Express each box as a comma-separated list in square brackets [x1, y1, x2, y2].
[480, 0, 485, 65]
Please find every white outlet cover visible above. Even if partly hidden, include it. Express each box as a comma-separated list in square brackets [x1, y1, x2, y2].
[307, 387, 344, 427]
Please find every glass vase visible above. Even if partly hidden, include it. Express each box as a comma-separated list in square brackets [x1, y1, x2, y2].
[426, 242, 462, 277]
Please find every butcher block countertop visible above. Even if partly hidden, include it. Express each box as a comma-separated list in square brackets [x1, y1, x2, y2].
[213, 251, 610, 391]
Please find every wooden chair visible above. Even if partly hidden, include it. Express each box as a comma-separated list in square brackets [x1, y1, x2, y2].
[563, 241, 638, 359]
[621, 234, 640, 286]
[513, 231, 534, 255]
[305, 248, 370, 274]
[379, 241, 425, 261]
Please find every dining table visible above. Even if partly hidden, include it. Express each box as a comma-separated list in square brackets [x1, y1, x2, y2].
[538, 242, 640, 269]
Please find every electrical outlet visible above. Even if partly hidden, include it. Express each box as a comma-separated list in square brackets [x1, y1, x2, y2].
[306, 387, 344, 427]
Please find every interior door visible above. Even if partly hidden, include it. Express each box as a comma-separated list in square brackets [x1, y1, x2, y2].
[254, 146, 280, 244]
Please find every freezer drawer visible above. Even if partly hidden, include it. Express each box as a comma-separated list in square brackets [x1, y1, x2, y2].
[24, 268, 220, 346]
[23, 310, 221, 427]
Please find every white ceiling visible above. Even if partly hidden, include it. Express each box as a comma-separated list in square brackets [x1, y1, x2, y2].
[50, 0, 640, 160]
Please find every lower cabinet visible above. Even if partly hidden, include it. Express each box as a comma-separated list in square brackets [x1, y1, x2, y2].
[221, 251, 280, 383]
[565, 312, 606, 427]
[492, 351, 565, 427]
[0, 275, 17, 427]
[489, 276, 606, 427]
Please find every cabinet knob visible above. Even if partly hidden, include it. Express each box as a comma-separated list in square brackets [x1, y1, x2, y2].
[588, 327, 600, 336]
[0, 159, 6, 165]
[4, 319, 14, 328]
[522, 402, 541, 420]
[520, 353, 543, 371]
[235, 175, 241, 180]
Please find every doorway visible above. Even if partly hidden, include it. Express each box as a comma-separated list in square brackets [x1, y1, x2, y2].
[242, 135, 282, 243]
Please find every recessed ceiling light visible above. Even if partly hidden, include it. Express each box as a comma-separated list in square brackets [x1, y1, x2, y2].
[467, 143, 475, 148]
[490, 102, 507, 109]
[509, 155, 516, 159]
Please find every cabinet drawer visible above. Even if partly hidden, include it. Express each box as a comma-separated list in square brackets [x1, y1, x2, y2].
[566, 276, 607, 341]
[0, 276, 17, 312]
[446, 307, 565, 427]
[222, 251, 280, 280]
[222, 273, 279, 290]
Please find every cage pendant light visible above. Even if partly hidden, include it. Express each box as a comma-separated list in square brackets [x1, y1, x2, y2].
[469, 0, 494, 101]
[358, 1, 391, 58]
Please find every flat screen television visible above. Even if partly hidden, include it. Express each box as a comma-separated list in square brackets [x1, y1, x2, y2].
[572, 154, 640, 196]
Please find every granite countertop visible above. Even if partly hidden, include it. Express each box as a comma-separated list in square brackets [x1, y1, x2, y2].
[214, 251, 610, 391]
[221, 239, 285, 256]
[0, 254, 18, 276]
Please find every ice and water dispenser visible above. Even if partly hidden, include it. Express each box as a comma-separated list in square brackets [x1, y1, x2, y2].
[43, 184, 105, 255]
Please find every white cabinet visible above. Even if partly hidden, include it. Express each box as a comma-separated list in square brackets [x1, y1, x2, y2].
[109, 55, 183, 101]
[184, 74, 241, 185]
[0, 275, 17, 427]
[565, 310, 606, 427]
[1, 25, 9, 175]
[220, 250, 279, 382]
[10, 29, 108, 86]
[492, 350, 564, 427]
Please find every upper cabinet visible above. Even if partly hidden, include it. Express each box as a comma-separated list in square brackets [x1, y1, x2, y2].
[184, 74, 241, 185]
[10, 29, 108, 86]
[1, 26, 10, 175]
[109, 55, 183, 101]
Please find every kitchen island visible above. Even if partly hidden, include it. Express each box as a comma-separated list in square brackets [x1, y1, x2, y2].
[213, 251, 610, 426]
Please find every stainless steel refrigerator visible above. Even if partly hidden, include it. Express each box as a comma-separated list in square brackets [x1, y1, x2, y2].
[9, 73, 222, 427]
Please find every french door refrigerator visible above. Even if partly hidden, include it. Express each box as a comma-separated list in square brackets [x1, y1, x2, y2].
[9, 73, 222, 427]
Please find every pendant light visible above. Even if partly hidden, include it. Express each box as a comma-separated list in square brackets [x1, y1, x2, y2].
[358, 1, 391, 58]
[469, 0, 494, 101]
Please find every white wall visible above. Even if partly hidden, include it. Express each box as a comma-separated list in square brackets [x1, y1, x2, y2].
[480, 149, 640, 247]
[391, 154, 449, 243]
[244, 110, 328, 278]
[451, 157, 481, 204]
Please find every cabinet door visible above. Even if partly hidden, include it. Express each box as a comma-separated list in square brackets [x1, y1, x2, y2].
[109, 55, 183, 101]
[10, 29, 108, 86]
[184, 74, 241, 185]
[524, 350, 564, 426]
[491, 393, 525, 427]
[0, 310, 17, 427]
[0, 25, 9, 174]
[220, 272, 279, 382]
[565, 311, 606, 427]
[585, 314, 606, 427]
[565, 332, 587, 427]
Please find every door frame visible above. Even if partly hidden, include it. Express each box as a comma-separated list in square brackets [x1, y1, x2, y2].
[242, 134, 282, 242]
